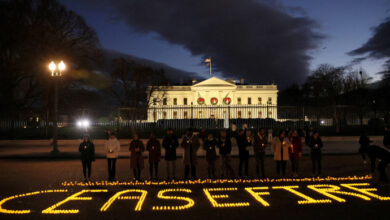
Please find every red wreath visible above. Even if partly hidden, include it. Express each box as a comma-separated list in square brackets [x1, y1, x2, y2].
[210, 97, 218, 105]
[197, 97, 205, 105]
[223, 97, 231, 105]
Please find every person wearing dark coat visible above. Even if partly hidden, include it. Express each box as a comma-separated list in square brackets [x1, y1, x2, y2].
[105, 130, 111, 140]
[79, 135, 95, 181]
[289, 130, 302, 177]
[253, 128, 267, 178]
[129, 134, 145, 181]
[203, 133, 218, 179]
[217, 130, 234, 178]
[181, 129, 200, 180]
[309, 131, 323, 176]
[305, 126, 314, 146]
[359, 131, 372, 163]
[162, 128, 179, 179]
[237, 129, 251, 178]
[200, 128, 207, 143]
[363, 145, 390, 182]
[146, 133, 161, 180]
[383, 126, 390, 150]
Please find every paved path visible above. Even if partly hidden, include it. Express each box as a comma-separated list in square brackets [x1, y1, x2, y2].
[0, 155, 389, 219]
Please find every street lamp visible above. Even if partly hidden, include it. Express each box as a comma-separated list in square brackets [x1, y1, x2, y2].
[48, 60, 66, 154]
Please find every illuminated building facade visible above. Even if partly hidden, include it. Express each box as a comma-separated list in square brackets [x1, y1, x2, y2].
[147, 77, 278, 122]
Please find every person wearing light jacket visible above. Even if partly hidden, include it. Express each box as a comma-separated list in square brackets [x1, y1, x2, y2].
[272, 130, 290, 177]
[105, 133, 121, 181]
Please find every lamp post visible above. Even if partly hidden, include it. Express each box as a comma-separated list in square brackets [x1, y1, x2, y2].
[48, 61, 65, 154]
[373, 99, 377, 135]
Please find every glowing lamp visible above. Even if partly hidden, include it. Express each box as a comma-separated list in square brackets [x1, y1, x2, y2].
[77, 119, 90, 128]
[58, 61, 66, 71]
[49, 62, 56, 72]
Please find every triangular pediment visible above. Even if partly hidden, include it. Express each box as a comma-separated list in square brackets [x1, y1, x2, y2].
[192, 77, 236, 87]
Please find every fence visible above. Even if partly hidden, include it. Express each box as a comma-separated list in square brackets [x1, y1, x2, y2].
[0, 105, 388, 139]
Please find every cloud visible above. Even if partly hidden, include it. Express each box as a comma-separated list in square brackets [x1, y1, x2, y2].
[83, 0, 323, 87]
[349, 17, 390, 64]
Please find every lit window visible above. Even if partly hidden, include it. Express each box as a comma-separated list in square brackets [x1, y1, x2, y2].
[238, 111, 242, 118]
[184, 98, 188, 105]
[163, 112, 167, 119]
[173, 98, 177, 105]
[248, 111, 252, 118]
[184, 111, 188, 119]
[163, 98, 167, 105]
[258, 111, 262, 119]
[248, 98, 252, 105]
[173, 111, 177, 119]
[237, 98, 241, 105]
[258, 97, 262, 104]
[268, 111, 272, 117]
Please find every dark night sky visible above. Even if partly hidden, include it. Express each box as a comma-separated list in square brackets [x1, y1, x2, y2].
[61, 0, 390, 86]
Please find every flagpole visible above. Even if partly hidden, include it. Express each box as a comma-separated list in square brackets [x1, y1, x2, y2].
[209, 58, 212, 77]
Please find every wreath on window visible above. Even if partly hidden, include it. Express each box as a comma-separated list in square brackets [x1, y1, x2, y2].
[210, 97, 218, 105]
[197, 97, 205, 105]
[223, 97, 231, 105]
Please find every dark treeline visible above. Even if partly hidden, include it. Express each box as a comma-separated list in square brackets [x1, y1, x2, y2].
[0, 0, 168, 122]
[279, 64, 390, 125]
[280, 64, 390, 107]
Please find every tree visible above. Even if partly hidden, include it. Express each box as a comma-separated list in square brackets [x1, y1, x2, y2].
[303, 64, 370, 132]
[0, 0, 102, 119]
[377, 62, 390, 109]
[109, 58, 169, 121]
[278, 84, 303, 106]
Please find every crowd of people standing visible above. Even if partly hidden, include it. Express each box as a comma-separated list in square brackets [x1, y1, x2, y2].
[77, 123, 333, 182]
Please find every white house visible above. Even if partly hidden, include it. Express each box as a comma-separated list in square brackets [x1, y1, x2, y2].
[147, 77, 278, 122]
